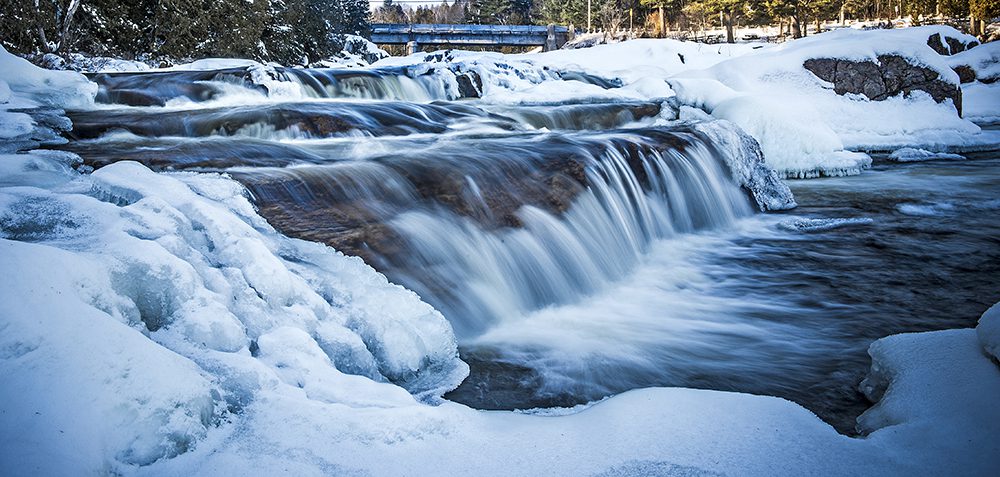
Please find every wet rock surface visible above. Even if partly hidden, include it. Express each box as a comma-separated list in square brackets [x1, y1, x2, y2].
[804, 54, 962, 115]
[236, 130, 693, 264]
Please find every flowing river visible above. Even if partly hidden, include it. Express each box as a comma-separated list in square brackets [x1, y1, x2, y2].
[56, 64, 1000, 435]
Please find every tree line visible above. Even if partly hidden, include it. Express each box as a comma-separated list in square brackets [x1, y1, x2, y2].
[2, 0, 995, 63]
[0, 0, 371, 65]
[376, 0, 999, 42]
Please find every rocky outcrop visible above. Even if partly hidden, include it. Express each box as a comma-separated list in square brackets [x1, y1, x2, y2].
[804, 54, 962, 115]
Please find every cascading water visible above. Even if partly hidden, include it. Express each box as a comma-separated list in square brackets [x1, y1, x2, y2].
[72, 63, 931, 431]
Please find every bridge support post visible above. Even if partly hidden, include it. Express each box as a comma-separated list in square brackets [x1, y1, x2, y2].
[407, 40, 419, 55]
[544, 24, 558, 52]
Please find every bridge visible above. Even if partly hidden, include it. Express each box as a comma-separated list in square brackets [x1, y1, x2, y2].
[370, 24, 573, 54]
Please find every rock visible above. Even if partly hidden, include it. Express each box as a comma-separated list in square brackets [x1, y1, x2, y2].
[927, 32, 978, 56]
[945, 36, 968, 55]
[927, 33, 950, 55]
[953, 64, 978, 84]
[804, 54, 962, 116]
[455, 71, 483, 98]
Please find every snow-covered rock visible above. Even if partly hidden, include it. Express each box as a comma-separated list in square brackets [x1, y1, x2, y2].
[670, 26, 994, 178]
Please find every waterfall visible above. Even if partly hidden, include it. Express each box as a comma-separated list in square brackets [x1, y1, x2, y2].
[233, 129, 758, 338]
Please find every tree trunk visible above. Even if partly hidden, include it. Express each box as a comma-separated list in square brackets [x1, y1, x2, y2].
[791, 15, 801, 38]
[659, 6, 665, 37]
[816, 17, 821, 34]
[56, 0, 82, 54]
[724, 11, 734, 44]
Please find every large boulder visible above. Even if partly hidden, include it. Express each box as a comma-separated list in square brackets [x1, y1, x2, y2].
[804, 54, 962, 115]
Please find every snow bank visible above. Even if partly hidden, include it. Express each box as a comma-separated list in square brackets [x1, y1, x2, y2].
[0, 46, 95, 152]
[962, 82, 1000, 124]
[0, 157, 467, 473]
[372, 39, 763, 105]
[125, 302, 1000, 476]
[978, 302, 1000, 362]
[951, 42, 1000, 125]
[858, 308, 1000, 476]
[670, 26, 995, 178]
[0, 240, 218, 471]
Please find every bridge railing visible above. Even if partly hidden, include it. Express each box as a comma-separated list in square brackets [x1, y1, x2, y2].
[370, 23, 572, 53]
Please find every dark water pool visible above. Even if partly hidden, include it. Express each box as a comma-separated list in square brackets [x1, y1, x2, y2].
[448, 155, 1000, 434]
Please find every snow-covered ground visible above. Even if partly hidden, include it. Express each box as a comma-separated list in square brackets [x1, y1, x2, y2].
[2, 27, 1000, 476]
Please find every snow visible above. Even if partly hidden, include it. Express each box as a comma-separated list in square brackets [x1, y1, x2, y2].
[962, 81, 1000, 124]
[668, 26, 993, 177]
[0, 45, 95, 110]
[0, 156, 467, 473]
[978, 302, 1000, 362]
[949, 40, 1000, 82]
[369, 27, 998, 177]
[888, 147, 965, 162]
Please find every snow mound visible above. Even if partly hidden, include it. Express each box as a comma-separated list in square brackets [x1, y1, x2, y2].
[670, 26, 994, 178]
[949, 41, 1000, 83]
[978, 302, 1000, 362]
[0, 157, 468, 473]
[0, 46, 95, 153]
[858, 325, 1000, 475]
[962, 82, 1000, 124]
[0, 240, 218, 470]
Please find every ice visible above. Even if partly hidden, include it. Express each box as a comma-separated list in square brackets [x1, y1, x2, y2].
[889, 147, 965, 162]
[0, 157, 467, 472]
[896, 202, 956, 216]
[0, 240, 218, 471]
[691, 120, 796, 210]
[778, 217, 874, 232]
